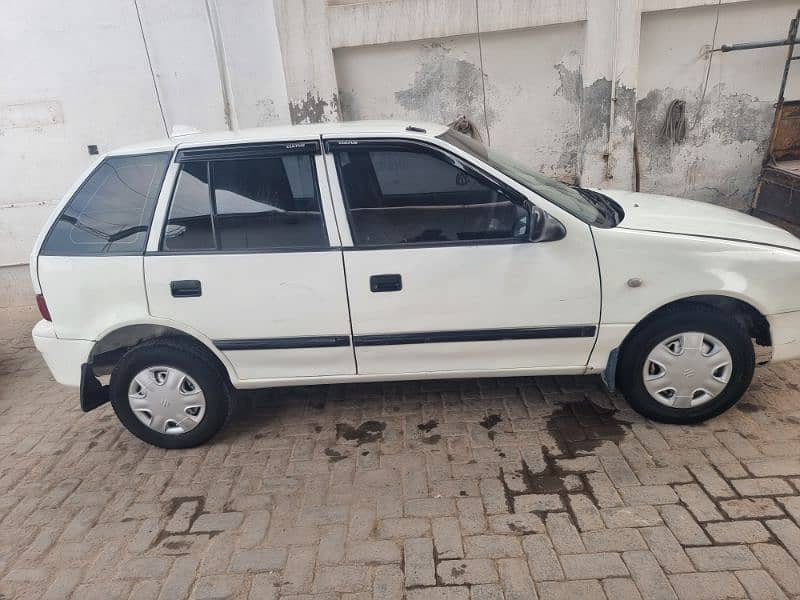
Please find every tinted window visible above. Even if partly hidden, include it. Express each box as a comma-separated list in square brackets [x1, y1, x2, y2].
[163, 153, 327, 251]
[163, 162, 215, 251]
[42, 153, 170, 255]
[335, 146, 529, 246]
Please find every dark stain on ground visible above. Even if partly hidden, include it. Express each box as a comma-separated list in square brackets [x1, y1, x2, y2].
[480, 414, 502, 430]
[487, 430, 497, 441]
[309, 399, 326, 410]
[151, 496, 207, 548]
[736, 402, 762, 413]
[451, 564, 467, 577]
[336, 421, 386, 445]
[418, 419, 439, 433]
[459, 490, 468, 496]
[324, 448, 347, 462]
[421, 434, 441, 445]
[163, 540, 191, 551]
[498, 401, 630, 515]
[314, 425, 323, 433]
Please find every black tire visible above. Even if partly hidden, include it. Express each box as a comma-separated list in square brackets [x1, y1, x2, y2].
[617, 304, 755, 424]
[110, 338, 232, 448]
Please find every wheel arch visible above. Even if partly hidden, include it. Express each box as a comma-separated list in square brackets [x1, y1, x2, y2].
[89, 321, 236, 385]
[603, 293, 770, 392]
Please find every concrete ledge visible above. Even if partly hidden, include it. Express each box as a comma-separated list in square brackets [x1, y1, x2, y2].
[0, 264, 34, 309]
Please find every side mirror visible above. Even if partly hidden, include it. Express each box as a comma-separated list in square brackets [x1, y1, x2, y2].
[530, 207, 566, 242]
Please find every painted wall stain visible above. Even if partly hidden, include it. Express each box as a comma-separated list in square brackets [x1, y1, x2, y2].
[636, 84, 773, 209]
[554, 59, 583, 106]
[394, 43, 494, 125]
[289, 91, 339, 124]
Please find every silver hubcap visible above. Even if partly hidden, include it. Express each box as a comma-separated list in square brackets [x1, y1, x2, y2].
[643, 332, 733, 409]
[128, 366, 206, 435]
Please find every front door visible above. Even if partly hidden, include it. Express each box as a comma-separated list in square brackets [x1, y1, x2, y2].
[324, 137, 600, 376]
[145, 140, 355, 381]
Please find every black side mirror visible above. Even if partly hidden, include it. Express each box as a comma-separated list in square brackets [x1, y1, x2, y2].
[530, 207, 566, 242]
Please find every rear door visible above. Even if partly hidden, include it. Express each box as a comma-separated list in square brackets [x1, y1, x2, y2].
[145, 140, 355, 381]
[323, 136, 600, 376]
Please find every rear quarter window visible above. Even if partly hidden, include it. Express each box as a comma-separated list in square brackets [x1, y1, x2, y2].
[41, 152, 171, 256]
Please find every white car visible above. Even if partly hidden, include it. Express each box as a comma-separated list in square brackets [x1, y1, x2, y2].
[30, 121, 800, 448]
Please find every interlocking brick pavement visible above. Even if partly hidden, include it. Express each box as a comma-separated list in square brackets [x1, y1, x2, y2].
[3, 306, 800, 600]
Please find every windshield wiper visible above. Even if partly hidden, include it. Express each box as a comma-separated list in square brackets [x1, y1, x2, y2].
[571, 187, 621, 226]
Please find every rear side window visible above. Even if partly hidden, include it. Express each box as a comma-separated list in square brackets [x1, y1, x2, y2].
[41, 153, 170, 255]
[162, 152, 327, 252]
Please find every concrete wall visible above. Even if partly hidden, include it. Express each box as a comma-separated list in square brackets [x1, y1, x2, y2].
[1, 0, 290, 307]
[2, 0, 799, 308]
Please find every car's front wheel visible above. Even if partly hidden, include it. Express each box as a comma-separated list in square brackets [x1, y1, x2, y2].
[618, 304, 755, 424]
[109, 338, 232, 448]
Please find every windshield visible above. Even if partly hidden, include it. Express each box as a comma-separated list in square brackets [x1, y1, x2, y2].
[438, 129, 617, 227]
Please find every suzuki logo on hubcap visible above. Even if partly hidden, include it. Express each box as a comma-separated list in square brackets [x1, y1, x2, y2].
[683, 368, 695, 378]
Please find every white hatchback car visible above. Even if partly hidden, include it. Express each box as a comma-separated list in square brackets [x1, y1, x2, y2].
[31, 121, 800, 448]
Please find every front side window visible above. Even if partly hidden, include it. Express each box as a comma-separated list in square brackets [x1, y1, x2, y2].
[163, 151, 327, 252]
[41, 152, 170, 255]
[333, 143, 529, 247]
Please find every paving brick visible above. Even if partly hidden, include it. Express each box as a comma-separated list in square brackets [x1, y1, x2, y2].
[765, 518, 800, 562]
[560, 552, 628, 579]
[746, 459, 800, 477]
[514, 494, 563, 513]
[405, 498, 456, 518]
[674, 484, 723, 522]
[373, 565, 404, 600]
[378, 517, 430, 539]
[190, 511, 243, 533]
[406, 588, 470, 600]
[620, 485, 679, 505]
[192, 575, 243, 600]
[228, 548, 287, 573]
[488, 513, 544, 535]
[463, 534, 523, 559]
[568, 493, 604, 531]
[470, 583, 505, 600]
[586, 471, 624, 508]
[158, 557, 200, 600]
[346, 540, 401, 564]
[685, 546, 759, 572]
[720, 498, 784, 519]
[731, 478, 793, 497]
[437, 559, 498, 585]
[688, 465, 736, 499]
[734, 569, 788, 600]
[602, 577, 643, 600]
[522, 534, 564, 581]
[601, 505, 662, 528]
[623, 551, 678, 600]
[658, 505, 711, 546]
[539, 579, 604, 600]
[432, 516, 464, 559]
[118, 557, 172, 579]
[545, 512, 585, 554]
[457, 497, 487, 535]
[668, 572, 746, 600]
[705, 520, 771, 544]
[583, 528, 647, 552]
[281, 546, 316, 594]
[479, 478, 509, 515]
[496, 558, 537, 600]
[314, 565, 371, 593]
[404, 537, 436, 587]
[639, 526, 693, 574]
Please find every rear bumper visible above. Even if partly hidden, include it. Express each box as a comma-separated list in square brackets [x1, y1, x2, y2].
[32, 320, 93, 387]
[768, 310, 800, 363]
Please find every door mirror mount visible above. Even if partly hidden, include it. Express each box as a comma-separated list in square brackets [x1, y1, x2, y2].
[529, 207, 566, 243]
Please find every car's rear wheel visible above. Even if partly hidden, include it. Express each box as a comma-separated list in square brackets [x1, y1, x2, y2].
[618, 304, 755, 424]
[110, 338, 232, 448]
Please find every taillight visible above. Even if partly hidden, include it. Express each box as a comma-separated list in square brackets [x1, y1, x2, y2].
[36, 294, 51, 321]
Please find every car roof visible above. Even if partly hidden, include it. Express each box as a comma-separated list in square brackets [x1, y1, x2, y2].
[107, 120, 450, 156]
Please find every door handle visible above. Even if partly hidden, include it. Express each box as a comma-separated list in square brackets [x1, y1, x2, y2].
[170, 280, 202, 298]
[370, 274, 402, 293]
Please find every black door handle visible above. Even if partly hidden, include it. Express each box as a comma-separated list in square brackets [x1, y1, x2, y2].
[370, 274, 402, 293]
[170, 280, 202, 298]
